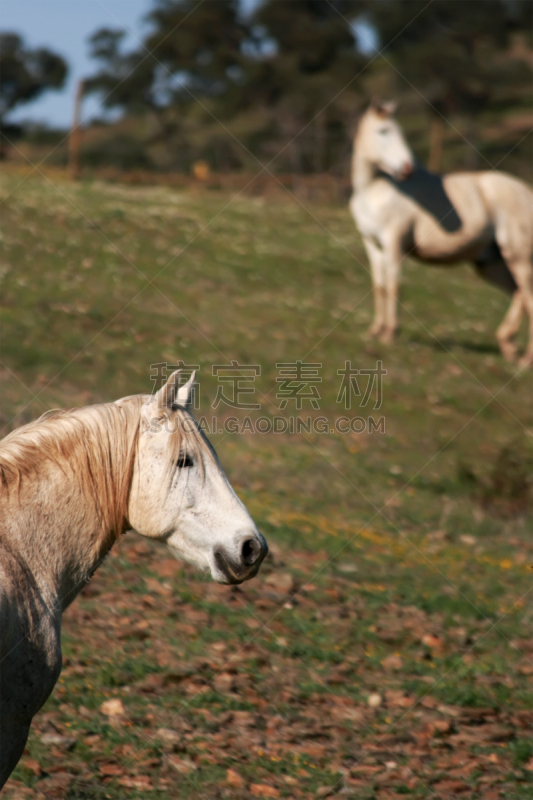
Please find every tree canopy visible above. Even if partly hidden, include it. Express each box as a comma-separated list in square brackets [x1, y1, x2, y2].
[82, 0, 531, 174]
[84, 0, 367, 172]
[7, 0, 527, 176]
[0, 33, 68, 125]
[368, 0, 532, 117]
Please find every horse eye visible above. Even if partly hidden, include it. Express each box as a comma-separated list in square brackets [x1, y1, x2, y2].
[177, 453, 194, 468]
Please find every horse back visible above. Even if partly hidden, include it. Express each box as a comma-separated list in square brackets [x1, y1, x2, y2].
[397, 169, 531, 265]
[399, 171, 491, 262]
[353, 171, 492, 259]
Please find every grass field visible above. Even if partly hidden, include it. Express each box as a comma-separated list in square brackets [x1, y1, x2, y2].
[1, 166, 532, 800]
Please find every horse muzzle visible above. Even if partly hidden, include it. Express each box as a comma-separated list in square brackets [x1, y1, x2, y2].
[397, 161, 414, 180]
[213, 533, 268, 584]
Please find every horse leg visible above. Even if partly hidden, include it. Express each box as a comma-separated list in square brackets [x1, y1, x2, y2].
[494, 212, 533, 365]
[362, 237, 387, 339]
[380, 237, 402, 344]
[496, 291, 523, 362]
[505, 260, 533, 367]
[518, 279, 533, 368]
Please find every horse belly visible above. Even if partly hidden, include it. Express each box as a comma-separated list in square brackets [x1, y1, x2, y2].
[411, 217, 491, 264]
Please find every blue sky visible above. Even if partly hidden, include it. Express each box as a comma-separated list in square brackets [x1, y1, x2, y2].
[0, 0, 376, 129]
[1, 0, 161, 127]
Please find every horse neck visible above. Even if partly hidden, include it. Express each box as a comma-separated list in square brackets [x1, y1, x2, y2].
[351, 144, 377, 194]
[0, 402, 140, 610]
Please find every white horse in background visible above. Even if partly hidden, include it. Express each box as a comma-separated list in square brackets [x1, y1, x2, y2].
[0, 369, 268, 787]
[349, 100, 533, 365]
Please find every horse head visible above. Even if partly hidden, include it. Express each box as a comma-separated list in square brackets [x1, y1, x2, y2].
[359, 99, 414, 181]
[127, 370, 267, 584]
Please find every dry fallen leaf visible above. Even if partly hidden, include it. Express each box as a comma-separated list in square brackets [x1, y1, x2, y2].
[118, 775, 153, 789]
[250, 784, 280, 798]
[40, 732, 76, 749]
[152, 559, 182, 577]
[381, 653, 403, 671]
[428, 720, 452, 736]
[100, 698, 125, 717]
[99, 764, 124, 776]
[21, 758, 42, 776]
[263, 572, 294, 593]
[213, 672, 235, 692]
[166, 755, 197, 774]
[350, 765, 381, 775]
[226, 768, 245, 788]
[421, 633, 444, 651]
[156, 728, 181, 744]
[433, 779, 470, 794]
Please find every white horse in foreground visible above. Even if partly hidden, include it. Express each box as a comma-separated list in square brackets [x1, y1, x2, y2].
[0, 370, 267, 787]
[350, 101, 533, 365]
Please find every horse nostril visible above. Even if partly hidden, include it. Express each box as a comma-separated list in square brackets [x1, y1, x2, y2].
[241, 537, 260, 566]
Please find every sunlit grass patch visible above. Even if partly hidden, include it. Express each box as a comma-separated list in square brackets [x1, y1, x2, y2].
[2, 168, 532, 799]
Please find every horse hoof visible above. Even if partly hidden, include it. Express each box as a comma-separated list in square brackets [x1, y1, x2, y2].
[500, 350, 517, 364]
[498, 342, 518, 362]
[518, 354, 533, 369]
[364, 325, 383, 341]
[379, 329, 396, 345]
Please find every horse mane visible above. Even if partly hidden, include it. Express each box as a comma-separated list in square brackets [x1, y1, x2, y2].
[0, 397, 208, 540]
[0, 399, 143, 537]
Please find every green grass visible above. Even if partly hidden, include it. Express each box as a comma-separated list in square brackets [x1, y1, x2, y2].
[1, 166, 532, 799]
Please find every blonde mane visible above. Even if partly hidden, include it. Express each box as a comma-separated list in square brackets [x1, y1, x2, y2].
[0, 397, 208, 540]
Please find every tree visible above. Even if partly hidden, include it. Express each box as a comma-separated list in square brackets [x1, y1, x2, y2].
[248, 0, 368, 172]
[85, 28, 161, 116]
[86, 1, 247, 120]
[367, 0, 533, 170]
[0, 33, 68, 129]
[145, 0, 247, 110]
[84, 0, 370, 173]
[85, 1, 250, 170]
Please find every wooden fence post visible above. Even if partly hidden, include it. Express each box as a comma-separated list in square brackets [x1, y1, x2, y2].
[69, 79, 85, 180]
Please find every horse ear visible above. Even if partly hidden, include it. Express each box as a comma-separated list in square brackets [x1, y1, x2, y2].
[176, 371, 196, 412]
[155, 369, 182, 410]
[370, 97, 398, 117]
[381, 100, 398, 117]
